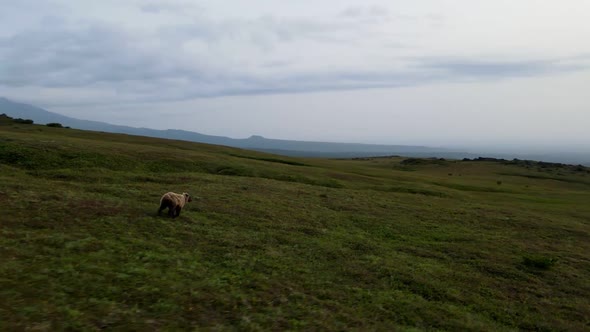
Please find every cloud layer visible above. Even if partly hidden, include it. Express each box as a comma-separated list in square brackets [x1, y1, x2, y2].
[2, 1, 590, 108]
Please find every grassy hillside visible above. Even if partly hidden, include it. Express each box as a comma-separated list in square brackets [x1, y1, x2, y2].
[1, 122, 589, 331]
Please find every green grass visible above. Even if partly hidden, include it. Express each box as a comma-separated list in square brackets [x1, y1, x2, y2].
[1, 123, 590, 330]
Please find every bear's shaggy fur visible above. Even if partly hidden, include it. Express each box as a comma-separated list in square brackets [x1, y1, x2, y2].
[158, 192, 192, 218]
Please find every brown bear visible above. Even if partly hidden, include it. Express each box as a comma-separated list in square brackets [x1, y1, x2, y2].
[158, 192, 192, 218]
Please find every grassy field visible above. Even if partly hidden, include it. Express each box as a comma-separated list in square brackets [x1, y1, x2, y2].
[1, 121, 589, 331]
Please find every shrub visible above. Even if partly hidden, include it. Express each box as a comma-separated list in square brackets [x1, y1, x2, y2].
[401, 158, 448, 166]
[13, 118, 34, 124]
[46, 123, 64, 128]
[523, 255, 557, 270]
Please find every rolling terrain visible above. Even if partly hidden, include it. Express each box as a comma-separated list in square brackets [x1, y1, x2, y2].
[0, 97, 452, 158]
[1, 120, 589, 330]
[4, 97, 590, 165]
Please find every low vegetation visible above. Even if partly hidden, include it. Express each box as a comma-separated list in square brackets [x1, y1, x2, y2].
[1, 123, 589, 330]
[1, 113, 34, 125]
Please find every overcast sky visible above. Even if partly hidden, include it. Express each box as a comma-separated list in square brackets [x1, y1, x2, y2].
[1, 1, 589, 151]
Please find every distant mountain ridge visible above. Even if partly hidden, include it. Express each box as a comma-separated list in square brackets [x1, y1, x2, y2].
[1, 97, 589, 165]
[0, 97, 451, 157]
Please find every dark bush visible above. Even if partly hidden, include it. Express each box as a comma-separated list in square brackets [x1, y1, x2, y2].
[46, 123, 64, 128]
[401, 158, 448, 166]
[13, 118, 34, 124]
[523, 255, 557, 270]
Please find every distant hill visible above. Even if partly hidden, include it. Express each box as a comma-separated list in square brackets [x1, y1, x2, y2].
[0, 97, 238, 145]
[1, 97, 588, 165]
[0, 97, 453, 157]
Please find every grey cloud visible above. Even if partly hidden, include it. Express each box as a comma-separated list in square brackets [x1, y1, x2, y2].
[339, 5, 422, 24]
[155, 15, 355, 48]
[132, 57, 589, 103]
[0, 22, 207, 88]
[2, 7, 589, 108]
[424, 60, 550, 77]
[139, 0, 201, 14]
[140, 3, 178, 13]
[340, 5, 389, 18]
[12, 56, 587, 109]
[416, 58, 588, 80]
[340, 7, 365, 18]
[1, 5, 402, 99]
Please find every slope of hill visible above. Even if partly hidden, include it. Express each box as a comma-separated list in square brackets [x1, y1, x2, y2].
[4, 97, 590, 165]
[0, 97, 458, 157]
[0, 97, 237, 144]
[1, 122, 589, 330]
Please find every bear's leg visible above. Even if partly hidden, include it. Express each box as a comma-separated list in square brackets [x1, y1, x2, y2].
[168, 205, 176, 218]
[175, 206, 182, 218]
[158, 201, 167, 215]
